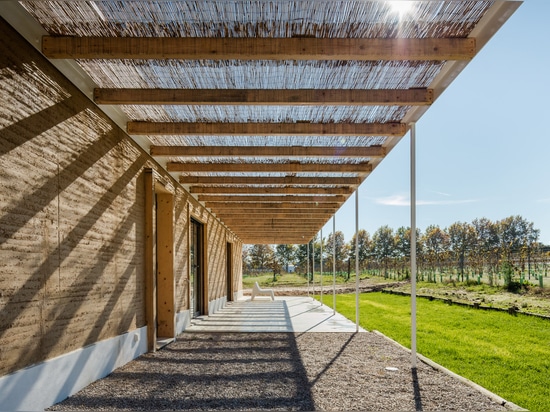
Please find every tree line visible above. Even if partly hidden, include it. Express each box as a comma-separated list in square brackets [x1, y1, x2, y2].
[242, 215, 549, 284]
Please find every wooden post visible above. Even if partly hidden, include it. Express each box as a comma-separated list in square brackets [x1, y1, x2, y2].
[156, 192, 175, 338]
[144, 169, 156, 352]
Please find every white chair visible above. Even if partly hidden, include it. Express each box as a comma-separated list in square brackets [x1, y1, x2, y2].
[251, 281, 275, 301]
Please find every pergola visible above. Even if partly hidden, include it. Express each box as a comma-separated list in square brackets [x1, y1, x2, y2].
[2, 0, 520, 246]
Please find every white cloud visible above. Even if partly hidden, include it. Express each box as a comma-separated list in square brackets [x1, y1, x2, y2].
[374, 194, 477, 207]
[430, 190, 452, 197]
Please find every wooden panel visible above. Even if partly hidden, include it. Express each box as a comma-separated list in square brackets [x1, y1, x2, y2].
[43, 36, 476, 61]
[168, 162, 372, 173]
[131, 121, 406, 137]
[95, 88, 433, 106]
[180, 176, 362, 185]
[151, 145, 385, 158]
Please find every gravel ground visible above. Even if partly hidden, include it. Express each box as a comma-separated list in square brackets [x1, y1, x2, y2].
[48, 332, 510, 411]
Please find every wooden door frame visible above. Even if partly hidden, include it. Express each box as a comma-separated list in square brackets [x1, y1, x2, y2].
[190, 216, 208, 316]
[226, 242, 234, 301]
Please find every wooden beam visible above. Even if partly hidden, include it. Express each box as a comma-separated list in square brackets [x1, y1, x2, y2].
[219, 214, 332, 221]
[229, 229, 325, 236]
[191, 186, 352, 195]
[43, 37, 476, 61]
[219, 221, 331, 231]
[168, 162, 372, 173]
[180, 176, 362, 186]
[230, 222, 326, 228]
[233, 230, 322, 237]
[199, 195, 347, 203]
[95, 88, 433, 106]
[130, 121, 406, 137]
[240, 238, 312, 245]
[152, 145, 385, 158]
[206, 202, 341, 210]
[215, 209, 336, 216]
[241, 241, 312, 245]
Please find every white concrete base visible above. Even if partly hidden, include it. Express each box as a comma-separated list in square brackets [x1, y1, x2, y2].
[208, 295, 227, 315]
[0, 327, 148, 412]
[176, 310, 191, 334]
[186, 296, 366, 333]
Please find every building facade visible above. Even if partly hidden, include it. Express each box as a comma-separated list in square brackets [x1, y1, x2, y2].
[0, 18, 242, 410]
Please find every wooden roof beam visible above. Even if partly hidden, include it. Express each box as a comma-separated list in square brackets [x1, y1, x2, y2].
[180, 176, 362, 186]
[168, 162, 372, 173]
[229, 222, 327, 228]
[199, 195, 347, 203]
[235, 229, 324, 235]
[239, 238, 312, 245]
[191, 186, 352, 195]
[206, 202, 341, 210]
[214, 209, 336, 217]
[219, 214, 332, 221]
[131, 122, 406, 137]
[230, 231, 324, 237]
[152, 145, 385, 158]
[95, 88, 432, 106]
[43, 37, 476, 61]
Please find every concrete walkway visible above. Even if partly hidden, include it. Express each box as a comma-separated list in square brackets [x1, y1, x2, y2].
[186, 296, 366, 333]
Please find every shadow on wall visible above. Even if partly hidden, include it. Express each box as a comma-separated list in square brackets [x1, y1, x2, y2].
[0, 17, 150, 408]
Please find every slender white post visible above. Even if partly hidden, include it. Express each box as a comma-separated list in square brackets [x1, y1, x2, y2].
[312, 236, 315, 298]
[333, 215, 336, 314]
[320, 228, 324, 304]
[410, 122, 417, 368]
[355, 189, 360, 332]
[307, 240, 310, 298]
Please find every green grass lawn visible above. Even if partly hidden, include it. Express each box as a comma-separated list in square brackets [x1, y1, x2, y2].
[334, 292, 550, 412]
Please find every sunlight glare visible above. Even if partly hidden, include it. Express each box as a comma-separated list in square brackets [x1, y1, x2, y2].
[388, 1, 414, 18]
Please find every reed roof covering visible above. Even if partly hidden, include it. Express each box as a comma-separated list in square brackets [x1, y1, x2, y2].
[9, 0, 520, 244]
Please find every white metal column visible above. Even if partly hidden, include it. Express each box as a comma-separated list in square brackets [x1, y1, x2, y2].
[307, 240, 310, 298]
[320, 229, 324, 304]
[355, 189, 360, 332]
[333, 215, 336, 314]
[312, 236, 315, 298]
[410, 122, 418, 368]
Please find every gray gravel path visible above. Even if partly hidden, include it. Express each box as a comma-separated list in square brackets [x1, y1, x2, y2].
[48, 332, 510, 411]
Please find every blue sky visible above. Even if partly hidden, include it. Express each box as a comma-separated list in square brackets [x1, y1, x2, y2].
[322, 0, 550, 245]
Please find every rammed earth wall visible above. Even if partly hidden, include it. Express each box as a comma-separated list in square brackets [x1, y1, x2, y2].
[0, 16, 241, 378]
